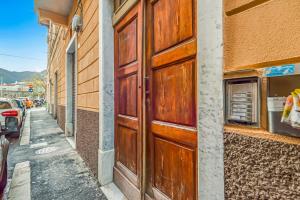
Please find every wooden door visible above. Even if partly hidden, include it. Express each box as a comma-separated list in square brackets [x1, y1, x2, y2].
[114, 2, 143, 200]
[145, 0, 198, 199]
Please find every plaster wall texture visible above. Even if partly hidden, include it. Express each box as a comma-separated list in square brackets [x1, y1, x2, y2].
[224, 0, 300, 71]
[48, 26, 67, 106]
[224, 132, 300, 199]
[197, 0, 224, 199]
[76, 0, 99, 112]
[225, 0, 267, 13]
[47, 0, 99, 112]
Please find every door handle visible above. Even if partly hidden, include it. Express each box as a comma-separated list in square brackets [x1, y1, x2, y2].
[145, 76, 150, 96]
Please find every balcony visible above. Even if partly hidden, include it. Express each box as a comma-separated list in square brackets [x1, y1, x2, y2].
[34, 0, 73, 26]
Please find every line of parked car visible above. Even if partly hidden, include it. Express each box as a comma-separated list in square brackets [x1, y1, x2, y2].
[0, 98, 45, 137]
[0, 97, 45, 197]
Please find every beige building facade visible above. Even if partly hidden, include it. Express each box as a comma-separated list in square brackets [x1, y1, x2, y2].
[37, 0, 100, 175]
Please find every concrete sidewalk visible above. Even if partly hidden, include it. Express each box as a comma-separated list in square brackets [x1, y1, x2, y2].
[6, 108, 107, 200]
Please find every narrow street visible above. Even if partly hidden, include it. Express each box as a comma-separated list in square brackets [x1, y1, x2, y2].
[5, 108, 107, 200]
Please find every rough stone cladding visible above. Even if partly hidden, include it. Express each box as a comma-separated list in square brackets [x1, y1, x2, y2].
[76, 109, 99, 176]
[224, 132, 300, 199]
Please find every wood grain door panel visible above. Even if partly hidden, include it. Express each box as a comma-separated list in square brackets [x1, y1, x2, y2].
[153, 137, 196, 200]
[153, 0, 194, 53]
[118, 18, 137, 67]
[146, 0, 197, 199]
[117, 125, 138, 174]
[152, 59, 196, 126]
[119, 74, 137, 117]
[114, 2, 143, 199]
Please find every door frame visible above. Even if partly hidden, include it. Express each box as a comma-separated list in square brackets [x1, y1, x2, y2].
[113, 0, 139, 25]
[65, 33, 78, 144]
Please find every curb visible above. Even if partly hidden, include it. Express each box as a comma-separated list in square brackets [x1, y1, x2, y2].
[20, 111, 30, 146]
[7, 161, 31, 200]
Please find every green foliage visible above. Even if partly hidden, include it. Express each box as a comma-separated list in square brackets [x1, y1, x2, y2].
[30, 74, 46, 98]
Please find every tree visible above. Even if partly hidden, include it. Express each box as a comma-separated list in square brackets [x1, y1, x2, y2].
[27, 74, 46, 99]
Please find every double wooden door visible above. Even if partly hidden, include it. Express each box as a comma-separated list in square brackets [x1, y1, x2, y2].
[114, 0, 197, 199]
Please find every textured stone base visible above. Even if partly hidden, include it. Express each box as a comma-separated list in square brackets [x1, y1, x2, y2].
[101, 183, 127, 200]
[98, 149, 114, 185]
[57, 105, 65, 131]
[76, 109, 99, 176]
[224, 132, 300, 199]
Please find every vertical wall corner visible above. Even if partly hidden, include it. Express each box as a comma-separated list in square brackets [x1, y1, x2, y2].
[197, 0, 225, 199]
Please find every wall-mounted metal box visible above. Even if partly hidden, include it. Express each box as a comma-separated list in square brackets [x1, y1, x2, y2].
[225, 77, 259, 126]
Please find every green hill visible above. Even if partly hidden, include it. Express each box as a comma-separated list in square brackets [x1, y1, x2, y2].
[0, 68, 46, 83]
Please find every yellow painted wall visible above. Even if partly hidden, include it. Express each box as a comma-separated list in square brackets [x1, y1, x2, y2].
[77, 0, 99, 112]
[48, 0, 99, 112]
[48, 25, 67, 107]
[224, 0, 300, 71]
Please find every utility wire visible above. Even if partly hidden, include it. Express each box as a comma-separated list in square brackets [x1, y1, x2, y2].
[0, 53, 45, 61]
[0, 66, 45, 71]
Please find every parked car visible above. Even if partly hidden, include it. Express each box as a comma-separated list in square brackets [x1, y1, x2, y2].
[40, 98, 45, 105]
[0, 99, 23, 136]
[33, 99, 42, 107]
[0, 127, 9, 197]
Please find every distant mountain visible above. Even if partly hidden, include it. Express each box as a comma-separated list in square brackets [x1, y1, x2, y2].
[0, 68, 46, 84]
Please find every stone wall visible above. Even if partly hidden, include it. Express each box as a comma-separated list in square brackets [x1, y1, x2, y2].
[76, 109, 99, 176]
[224, 132, 300, 199]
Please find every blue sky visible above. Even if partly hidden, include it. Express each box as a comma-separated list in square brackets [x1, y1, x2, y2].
[0, 1, 47, 72]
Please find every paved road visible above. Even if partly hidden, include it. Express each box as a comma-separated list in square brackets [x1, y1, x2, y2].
[6, 108, 107, 200]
